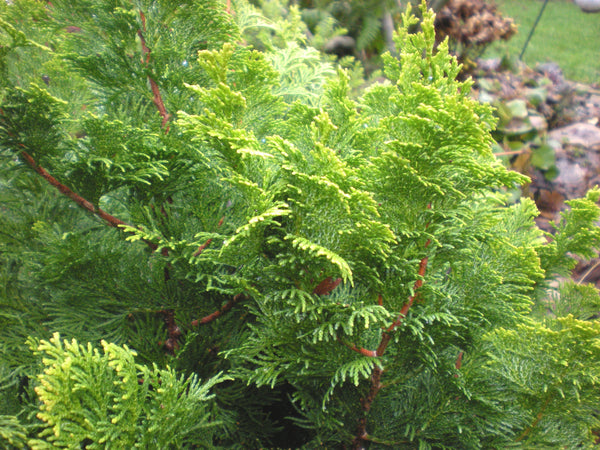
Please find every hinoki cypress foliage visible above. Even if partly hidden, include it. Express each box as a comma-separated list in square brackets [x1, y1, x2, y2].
[1, 1, 600, 448]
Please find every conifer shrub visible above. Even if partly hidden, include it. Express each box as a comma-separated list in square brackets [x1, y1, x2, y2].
[1, 1, 600, 448]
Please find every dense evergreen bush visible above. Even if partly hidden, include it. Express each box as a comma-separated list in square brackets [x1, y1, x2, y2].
[1, 1, 600, 448]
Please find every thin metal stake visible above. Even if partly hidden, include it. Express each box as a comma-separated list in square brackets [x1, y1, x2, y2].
[519, 0, 551, 60]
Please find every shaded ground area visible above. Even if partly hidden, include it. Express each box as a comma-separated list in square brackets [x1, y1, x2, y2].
[474, 58, 600, 284]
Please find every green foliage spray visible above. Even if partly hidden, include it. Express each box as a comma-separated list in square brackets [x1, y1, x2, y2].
[1, 1, 600, 448]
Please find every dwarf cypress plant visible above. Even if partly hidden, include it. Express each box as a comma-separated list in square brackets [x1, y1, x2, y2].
[1, 0, 600, 448]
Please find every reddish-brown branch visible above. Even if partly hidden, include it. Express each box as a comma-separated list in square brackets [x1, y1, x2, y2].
[135, 10, 173, 286]
[19, 148, 163, 255]
[340, 339, 378, 357]
[20, 149, 127, 228]
[454, 351, 464, 378]
[193, 239, 213, 257]
[386, 249, 430, 333]
[351, 249, 431, 448]
[375, 332, 392, 357]
[455, 351, 464, 370]
[192, 217, 225, 256]
[139, 9, 146, 32]
[313, 277, 342, 295]
[353, 366, 384, 449]
[149, 78, 171, 129]
[516, 395, 552, 442]
[494, 149, 528, 157]
[137, 11, 171, 129]
[191, 293, 246, 326]
[159, 308, 182, 354]
[353, 205, 433, 449]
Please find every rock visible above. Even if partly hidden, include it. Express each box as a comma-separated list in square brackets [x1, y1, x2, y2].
[474, 56, 600, 219]
[554, 158, 588, 197]
[548, 122, 600, 147]
[585, 94, 600, 120]
[477, 58, 502, 72]
[505, 98, 529, 119]
[575, 0, 600, 13]
[535, 62, 564, 85]
[529, 114, 548, 133]
[324, 36, 356, 58]
[525, 87, 548, 106]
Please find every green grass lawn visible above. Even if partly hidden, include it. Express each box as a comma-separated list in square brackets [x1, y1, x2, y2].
[485, 0, 600, 84]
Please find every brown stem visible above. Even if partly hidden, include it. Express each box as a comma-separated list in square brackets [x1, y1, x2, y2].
[353, 205, 433, 448]
[344, 246, 431, 361]
[136, 10, 174, 284]
[386, 249, 430, 333]
[149, 76, 171, 129]
[20, 149, 126, 228]
[453, 351, 464, 378]
[493, 149, 529, 157]
[455, 351, 464, 370]
[193, 216, 225, 256]
[137, 11, 171, 130]
[193, 239, 213, 257]
[313, 277, 342, 295]
[19, 148, 164, 256]
[352, 248, 431, 449]
[376, 332, 392, 357]
[159, 308, 182, 354]
[516, 395, 552, 442]
[191, 293, 246, 326]
[340, 339, 379, 357]
[353, 366, 384, 449]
